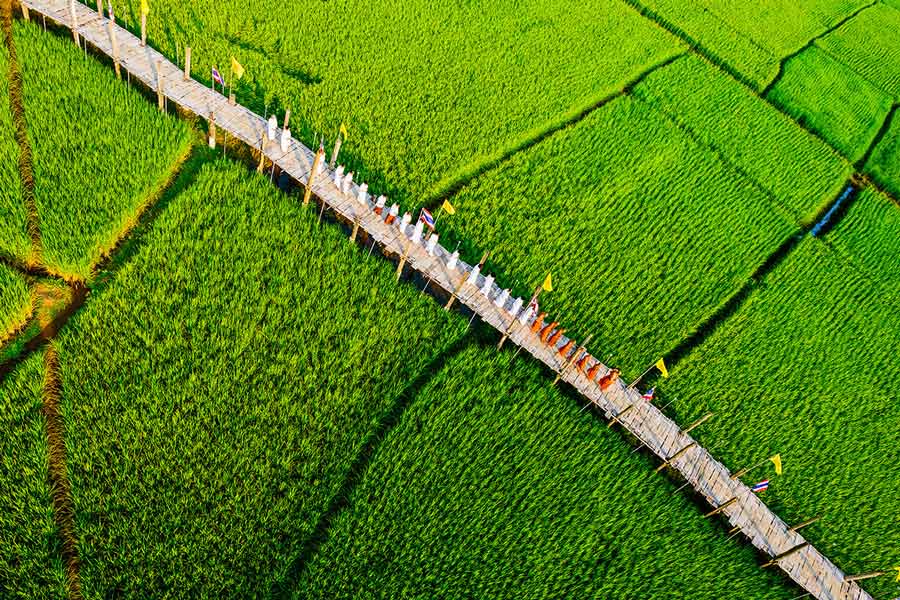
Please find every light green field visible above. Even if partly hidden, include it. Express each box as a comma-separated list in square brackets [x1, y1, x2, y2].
[828, 187, 900, 290]
[0, 351, 68, 599]
[634, 55, 851, 224]
[817, 3, 900, 102]
[0, 264, 31, 342]
[865, 110, 900, 197]
[112, 0, 682, 206]
[14, 20, 192, 280]
[54, 159, 466, 598]
[660, 238, 900, 600]
[298, 346, 797, 600]
[766, 46, 894, 162]
[625, 0, 868, 89]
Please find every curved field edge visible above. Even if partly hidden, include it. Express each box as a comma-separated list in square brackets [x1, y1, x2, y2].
[296, 346, 800, 599]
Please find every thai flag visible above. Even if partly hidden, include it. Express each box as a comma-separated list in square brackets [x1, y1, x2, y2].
[420, 208, 435, 230]
[642, 387, 655, 401]
[751, 480, 769, 493]
[212, 67, 224, 86]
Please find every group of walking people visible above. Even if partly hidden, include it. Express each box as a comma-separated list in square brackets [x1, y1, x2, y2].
[529, 312, 620, 391]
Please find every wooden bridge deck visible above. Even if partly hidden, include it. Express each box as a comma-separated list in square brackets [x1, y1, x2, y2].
[23, 2, 873, 599]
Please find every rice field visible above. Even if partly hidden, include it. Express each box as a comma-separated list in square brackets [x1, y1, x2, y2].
[766, 46, 893, 162]
[625, 0, 869, 89]
[0, 264, 32, 343]
[659, 236, 900, 600]
[816, 3, 900, 103]
[865, 110, 900, 197]
[0, 2, 898, 599]
[632, 55, 851, 224]
[436, 57, 849, 377]
[0, 351, 68, 599]
[52, 160, 466, 597]
[827, 187, 900, 290]
[298, 346, 796, 599]
[109, 0, 683, 206]
[14, 19, 192, 281]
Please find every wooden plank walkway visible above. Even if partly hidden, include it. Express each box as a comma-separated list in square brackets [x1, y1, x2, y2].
[24, 2, 873, 599]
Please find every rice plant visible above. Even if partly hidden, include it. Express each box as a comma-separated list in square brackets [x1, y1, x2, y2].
[627, 0, 870, 89]
[766, 47, 893, 162]
[0, 28, 31, 263]
[0, 264, 32, 344]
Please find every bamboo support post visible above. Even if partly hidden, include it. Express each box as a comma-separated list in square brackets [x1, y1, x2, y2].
[69, 0, 80, 45]
[788, 516, 821, 533]
[304, 147, 324, 206]
[761, 542, 810, 568]
[156, 60, 164, 111]
[844, 572, 884, 583]
[703, 497, 737, 518]
[395, 242, 412, 281]
[553, 335, 592, 386]
[607, 403, 634, 429]
[140, 12, 147, 46]
[229, 91, 236, 106]
[282, 109, 291, 130]
[21, 1, 29, 20]
[96, 0, 102, 18]
[208, 113, 216, 149]
[731, 455, 771, 480]
[257, 135, 266, 173]
[108, 20, 120, 79]
[350, 217, 360, 243]
[654, 442, 696, 473]
[683, 412, 714, 434]
[183, 46, 191, 81]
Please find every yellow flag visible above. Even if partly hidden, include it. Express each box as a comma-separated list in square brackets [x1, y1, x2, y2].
[231, 57, 244, 80]
[892, 566, 900, 582]
[339, 122, 349, 140]
[542, 273, 553, 292]
[770, 454, 783, 476]
[655, 358, 668, 378]
[441, 200, 456, 215]
[140, 0, 149, 15]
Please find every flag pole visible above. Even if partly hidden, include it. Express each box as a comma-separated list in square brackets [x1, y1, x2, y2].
[730, 456, 772, 480]
[628, 361, 658, 389]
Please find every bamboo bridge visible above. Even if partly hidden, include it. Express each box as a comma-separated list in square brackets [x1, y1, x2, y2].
[20, 2, 875, 599]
